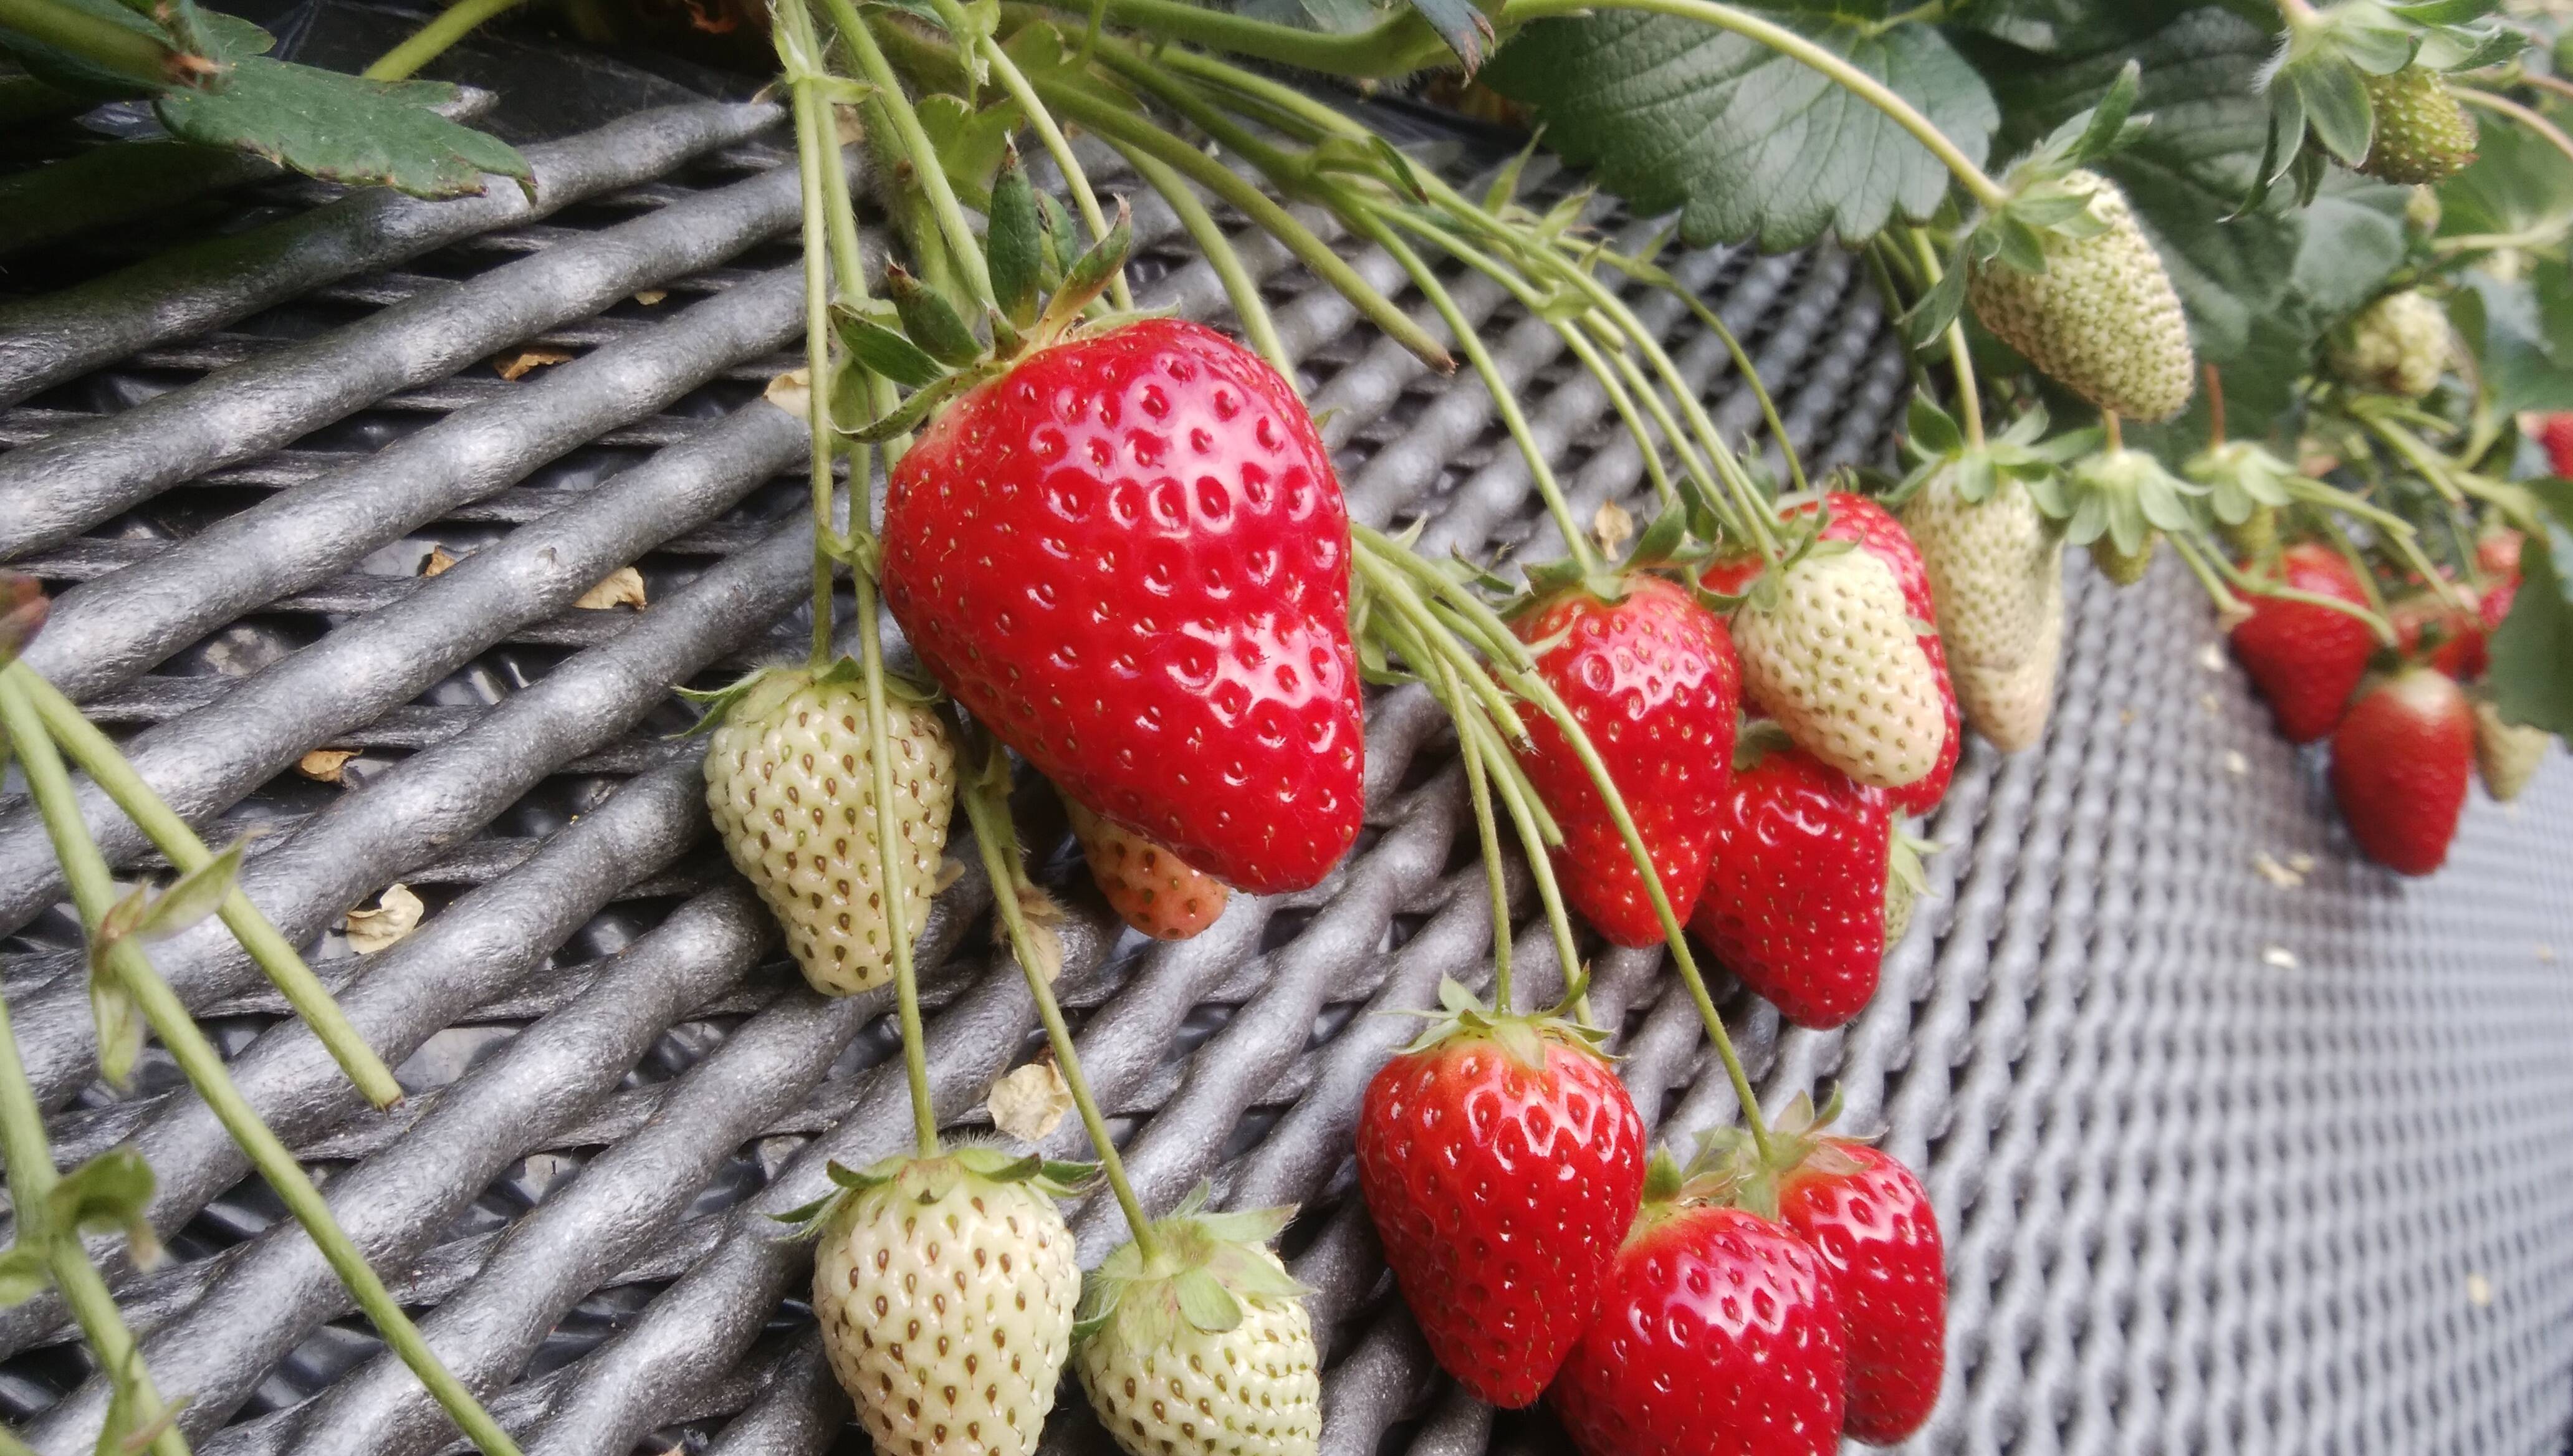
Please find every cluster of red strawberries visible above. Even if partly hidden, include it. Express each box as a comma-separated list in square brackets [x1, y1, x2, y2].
[2228, 526, 2537, 876]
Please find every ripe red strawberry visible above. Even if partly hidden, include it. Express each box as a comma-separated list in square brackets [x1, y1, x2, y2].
[2330, 666, 2473, 876]
[1357, 997, 1647, 1407]
[1512, 574, 1740, 947]
[2477, 529, 2522, 633]
[882, 318, 1362, 894]
[2389, 590, 2488, 681]
[1690, 734, 1891, 1030]
[2228, 544, 2378, 744]
[2539, 413, 2573, 478]
[1551, 1177, 1846, 1456]
[1776, 1142, 1945, 1444]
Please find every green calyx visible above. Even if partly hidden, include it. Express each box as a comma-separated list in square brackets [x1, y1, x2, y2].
[1514, 504, 1716, 617]
[1392, 974, 1610, 1070]
[674, 656, 941, 737]
[2051, 447, 2205, 563]
[2184, 440, 2302, 542]
[1075, 1184, 1309, 1346]
[769, 1142, 1097, 1237]
[2255, 2, 2518, 206]
[1678, 1091, 1869, 1222]
[831, 149, 1151, 446]
[1897, 396, 2090, 512]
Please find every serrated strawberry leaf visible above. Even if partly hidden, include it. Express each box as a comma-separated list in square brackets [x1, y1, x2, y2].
[2488, 479, 2573, 744]
[1399, 0, 1496, 74]
[155, 57, 531, 200]
[1483, 9, 1996, 251]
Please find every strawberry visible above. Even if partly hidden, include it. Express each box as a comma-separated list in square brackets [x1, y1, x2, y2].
[1733, 545, 1947, 790]
[1355, 988, 1647, 1407]
[1690, 732, 1891, 1031]
[1065, 797, 1229, 940]
[2389, 590, 2488, 682]
[1698, 1102, 1947, 1447]
[1512, 574, 1740, 946]
[1075, 1194, 1321, 1456]
[1966, 170, 2195, 423]
[795, 1149, 1084, 1456]
[2228, 544, 2379, 745]
[2541, 414, 2573, 479]
[1902, 470, 2063, 754]
[703, 663, 957, 997]
[2357, 65, 2478, 185]
[881, 317, 1363, 896]
[2329, 666, 2474, 876]
[1550, 1157, 1846, 1456]
[1778, 494, 1958, 815]
[2473, 699, 2549, 802]
[2327, 290, 2450, 400]
[2477, 529, 2522, 634]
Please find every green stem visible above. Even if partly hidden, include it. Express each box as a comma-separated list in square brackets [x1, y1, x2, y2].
[1909, 228, 1984, 449]
[1356, 530, 1775, 1154]
[0, 0, 183, 90]
[0, 936, 186, 1456]
[974, 35, 1132, 311]
[2454, 87, 2573, 175]
[780, 3, 843, 668]
[852, 577, 939, 1160]
[2212, 529, 2398, 643]
[2163, 532, 2245, 618]
[958, 771, 1162, 1260]
[8, 666, 403, 1109]
[1510, 0, 2008, 211]
[363, 0, 529, 79]
[0, 678, 520, 1456]
[1581, 241, 1810, 493]
[1441, 644, 1513, 1011]
[1050, 0, 1449, 76]
[829, 4, 995, 309]
[1114, 142, 1292, 376]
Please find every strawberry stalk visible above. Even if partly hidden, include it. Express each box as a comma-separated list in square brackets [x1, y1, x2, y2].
[2202, 531, 2399, 644]
[957, 756, 1167, 1263]
[958, 24, 1133, 312]
[2162, 532, 2248, 620]
[0, 979, 186, 1455]
[1907, 227, 1986, 451]
[822, 0, 994, 310]
[778, 1, 845, 667]
[4, 666, 404, 1109]
[1108, 142, 1294, 377]
[0, 677, 525, 1456]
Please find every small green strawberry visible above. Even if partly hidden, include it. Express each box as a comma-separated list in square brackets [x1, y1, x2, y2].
[1967, 170, 2195, 423]
[1903, 461, 2065, 754]
[787, 1149, 1086, 1456]
[2358, 65, 2477, 184]
[1076, 1192, 1321, 1456]
[1732, 545, 1948, 791]
[2473, 700, 2548, 802]
[2328, 290, 2450, 400]
[701, 662, 956, 997]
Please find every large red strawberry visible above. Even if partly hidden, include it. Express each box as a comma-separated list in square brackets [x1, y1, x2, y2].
[2540, 413, 2573, 478]
[1691, 732, 1891, 1030]
[1551, 1162, 1847, 1456]
[1728, 496, 1958, 815]
[1356, 997, 1646, 1407]
[883, 318, 1362, 894]
[2228, 543, 2378, 744]
[1512, 574, 1740, 946]
[2330, 665, 2473, 876]
[1775, 1141, 1945, 1444]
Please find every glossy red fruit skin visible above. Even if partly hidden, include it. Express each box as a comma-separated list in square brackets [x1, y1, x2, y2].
[1551, 1205, 1847, 1456]
[1777, 1144, 1947, 1445]
[2541, 413, 2573, 479]
[1356, 1032, 1647, 1408]
[1513, 576, 1741, 947]
[2329, 666, 2473, 876]
[1691, 744, 1890, 1030]
[2230, 544, 2378, 744]
[2389, 592, 2488, 681]
[882, 318, 1362, 894]
[1798, 493, 1957, 815]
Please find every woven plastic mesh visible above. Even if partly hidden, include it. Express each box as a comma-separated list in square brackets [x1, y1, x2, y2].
[1, 71, 2570, 1456]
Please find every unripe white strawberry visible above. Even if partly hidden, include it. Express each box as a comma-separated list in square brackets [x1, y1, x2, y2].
[1076, 1195, 1321, 1456]
[1904, 469, 2064, 754]
[802, 1151, 1085, 1456]
[1065, 798, 1229, 941]
[1733, 546, 1947, 789]
[2329, 290, 2450, 400]
[704, 664, 956, 996]
[2473, 700, 2547, 803]
[1967, 170, 2195, 423]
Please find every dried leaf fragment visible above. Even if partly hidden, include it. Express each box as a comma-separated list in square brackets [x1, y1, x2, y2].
[421, 546, 458, 578]
[297, 749, 358, 783]
[492, 347, 574, 381]
[1591, 500, 1634, 558]
[575, 567, 648, 611]
[633, 289, 669, 307]
[2251, 852, 2304, 889]
[347, 883, 425, 954]
[988, 1060, 1073, 1142]
[765, 368, 812, 418]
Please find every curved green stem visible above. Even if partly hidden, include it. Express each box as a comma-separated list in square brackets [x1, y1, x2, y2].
[0, 0, 183, 90]
[853, 577, 940, 1160]
[780, 13, 843, 668]
[9, 667, 402, 1109]
[959, 771, 1163, 1259]
[1113, 141, 1291, 375]
[1509, 0, 2008, 211]
[2205, 533, 2397, 644]
[2163, 532, 2245, 618]
[974, 35, 1133, 311]
[2454, 87, 2573, 175]
[365, 0, 530, 79]
[829, 4, 995, 309]
[1047, 0, 1450, 76]
[0, 678, 520, 1456]
[1908, 228, 1983, 449]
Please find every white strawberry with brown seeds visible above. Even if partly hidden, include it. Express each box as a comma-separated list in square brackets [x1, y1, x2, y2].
[1733, 544, 1948, 790]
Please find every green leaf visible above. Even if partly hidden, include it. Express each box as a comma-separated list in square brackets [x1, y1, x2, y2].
[2453, 271, 2573, 416]
[0, 1245, 53, 1308]
[1036, 197, 1133, 336]
[134, 835, 245, 942]
[1944, 0, 2198, 54]
[915, 90, 1019, 209]
[156, 58, 530, 200]
[885, 265, 985, 368]
[1907, 392, 1962, 456]
[2488, 480, 2573, 742]
[2438, 107, 2573, 242]
[987, 154, 1046, 330]
[48, 1147, 159, 1267]
[1483, 10, 1996, 251]
[2288, 50, 2375, 165]
[1398, 0, 1496, 73]
[833, 305, 948, 389]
